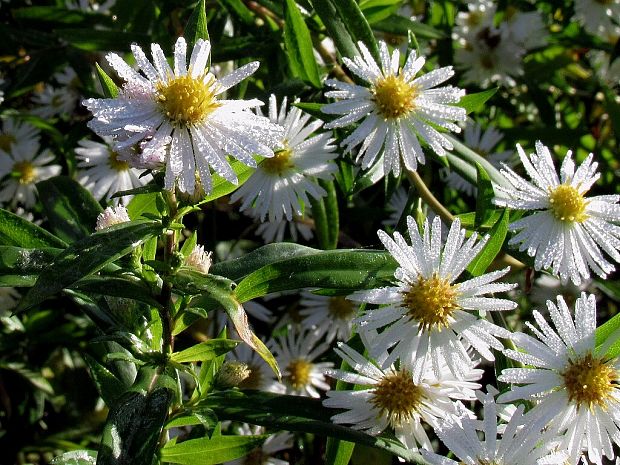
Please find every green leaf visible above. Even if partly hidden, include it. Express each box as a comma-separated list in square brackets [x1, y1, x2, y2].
[197, 158, 258, 205]
[310, 195, 330, 250]
[0, 362, 54, 395]
[83, 354, 126, 408]
[331, 0, 380, 61]
[359, 0, 401, 24]
[16, 221, 162, 313]
[0, 246, 61, 287]
[36, 176, 103, 243]
[50, 450, 97, 465]
[171, 339, 239, 363]
[284, 0, 322, 88]
[595, 312, 620, 359]
[372, 14, 445, 39]
[311, 0, 358, 59]
[73, 276, 164, 309]
[217, 0, 255, 25]
[127, 191, 164, 220]
[458, 88, 498, 114]
[96, 63, 118, 98]
[184, 0, 210, 52]
[201, 391, 423, 462]
[466, 209, 510, 277]
[171, 271, 280, 379]
[474, 163, 495, 228]
[234, 249, 396, 302]
[161, 434, 268, 465]
[55, 29, 150, 52]
[321, 179, 339, 249]
[0, 208, 66, 248]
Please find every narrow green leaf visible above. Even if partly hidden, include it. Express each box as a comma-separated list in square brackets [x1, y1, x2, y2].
[16, 221, 162, 312]
[234, 250, 396, 303]
[310, 195, 330, 250]
[197, 158, 258, 205]
[372, 14, 445, 39]
[36, 176, 103, 243]
[0, 209, 66, 248]
[458, 88, 498, 114]
[55, 29, 150, 52]
[321, 179, 339, 249]
[474, 163, 495, 228]
[596, 312, 620, 359]
[161, 434, 268, 465]
[96, 63, 118, 98]
[127, 191, 163, 220]
[185, 0, 210, 52]
[201, 391, 423, 463]
[83, 354, 126, 407]
[467, 209, 510, 277]
[217, 0, 255, 25]
[73, 276, 164, 309]
[0, 246, 61, 287]
[171, 340, 239, 363]
[311, 0, 358, 59]
[284, 0, 322, 88]
[359, 0, 401, 24]
[331, 0, 380, 61]
[0, 362, 54, 394]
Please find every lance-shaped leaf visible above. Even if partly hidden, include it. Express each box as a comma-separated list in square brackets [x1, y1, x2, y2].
[0, 246, 61, 287]
[0, 208, 66, 248]
[474, 163, 495, 228]
[284, 0, 322, 88]
[160, 433, 268, 465]
[16, 220, 163, 313]
[184, 0, 209, 52]
[458, 88, 498, 114]
[96, 63, 118, 98]
[36, 176, 103, 243]
[170, 271, 280, 379]
[233, 250, 397, 303]
[171, 339, 239, 363]
[467, 209, 510, 277]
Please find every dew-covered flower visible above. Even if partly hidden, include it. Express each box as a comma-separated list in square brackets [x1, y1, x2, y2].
[573, 0, 620, 37]
[498, 293, 620, 465]
[230, 95, 337, 222]
[494, 141, 620, 285]
[83, 37, 283, 195]
[445, 122, 511, 196]
[0, 141, 61, 208]
[422, 388, 567, 465]
[299, 292, 359, 342]
[351, 215, 516, 379]
[323, 342, 481, 451]
[95, 205, 130, 230]
[270, 329, 333, 397]
[75, 137, 152, 204]
[184, 244, 212, 274]
[225, 424, 293, 465]
[322, 40, 466, 177]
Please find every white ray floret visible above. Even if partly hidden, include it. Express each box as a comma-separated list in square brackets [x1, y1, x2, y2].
[498, 293, 620, 465]
[322, 40, 466, 177]
[323, 342, 482, 451]
[83, 37, 284, 195]
[299, 292, 359, 343]
[494, 141, 620, 285]
[351, 215, 516, 379]
[422, 387, 568, 465]
[230, 94, 337, 222]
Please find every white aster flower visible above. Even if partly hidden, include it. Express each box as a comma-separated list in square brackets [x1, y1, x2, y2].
[0, 142, 61, 208]
[299, 292, 359, 342]
[573, 0, 620, 37]
[445, 122, 512, 197]
[83, 37, 283, 195]
[32, 67, 80, 119]
[323, 342, 482, 451]
[453, 0, 497, 41]
[422, 387, 567, 465]
[0, 118, 40, 154]
[227, 343, 283, 393]
[498, 293, 620, 465]
[184, 244, 212, 274]
[529, 273, 592, 310]
[75, 137, 152, 204]
[225, 424, 293, 465]
[494, 141, 620, 285]
[245, 207, 313, 244]
[351, 215, 517, 379]
[504, 8, 548, 49]
[230, 94, 337, 222]
[270, 329, 333, 398]
[322, 40, 466, 177]
[95, 205, 130, 230]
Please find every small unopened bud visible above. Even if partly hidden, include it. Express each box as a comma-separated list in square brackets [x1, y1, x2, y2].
[216, 361, 250, 389]
[185, 244, 212, 274]
[96, 206, 130, 230]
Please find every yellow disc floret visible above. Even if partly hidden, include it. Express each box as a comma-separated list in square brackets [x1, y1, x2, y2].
[562, 353, 616, 409]
[549, 184, 588, 222]
[328, 296, 356, 321]
[13, 161, 36, 184]
[285, 358, 312, 390]
[261, 147, 294, 175]
[108, 151, 129, 172]
[156, 74, 220, 126]
[373, 75, 419, 120]
[370, 369, 424, 427]
[403, 274, 460, 331]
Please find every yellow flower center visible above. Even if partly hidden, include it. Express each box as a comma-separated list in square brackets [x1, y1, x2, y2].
[0, 134, 16, 152]
[13, 161, 37, 184]
[328, 296, 356, 321]
[108, 151, 129, 172]
[403, 274, 460, 331]
[156, 74, 220, 126]
[239, 363, 264, 390]
[370, 369, 424, 427]
[373, 75, 419, 120]
[467, 11, 485, 27]
[285, 358, 312, 390]
[261, 147, 294, 175]
[562, 353, 616, 409]
[549, 184, 588, 222]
